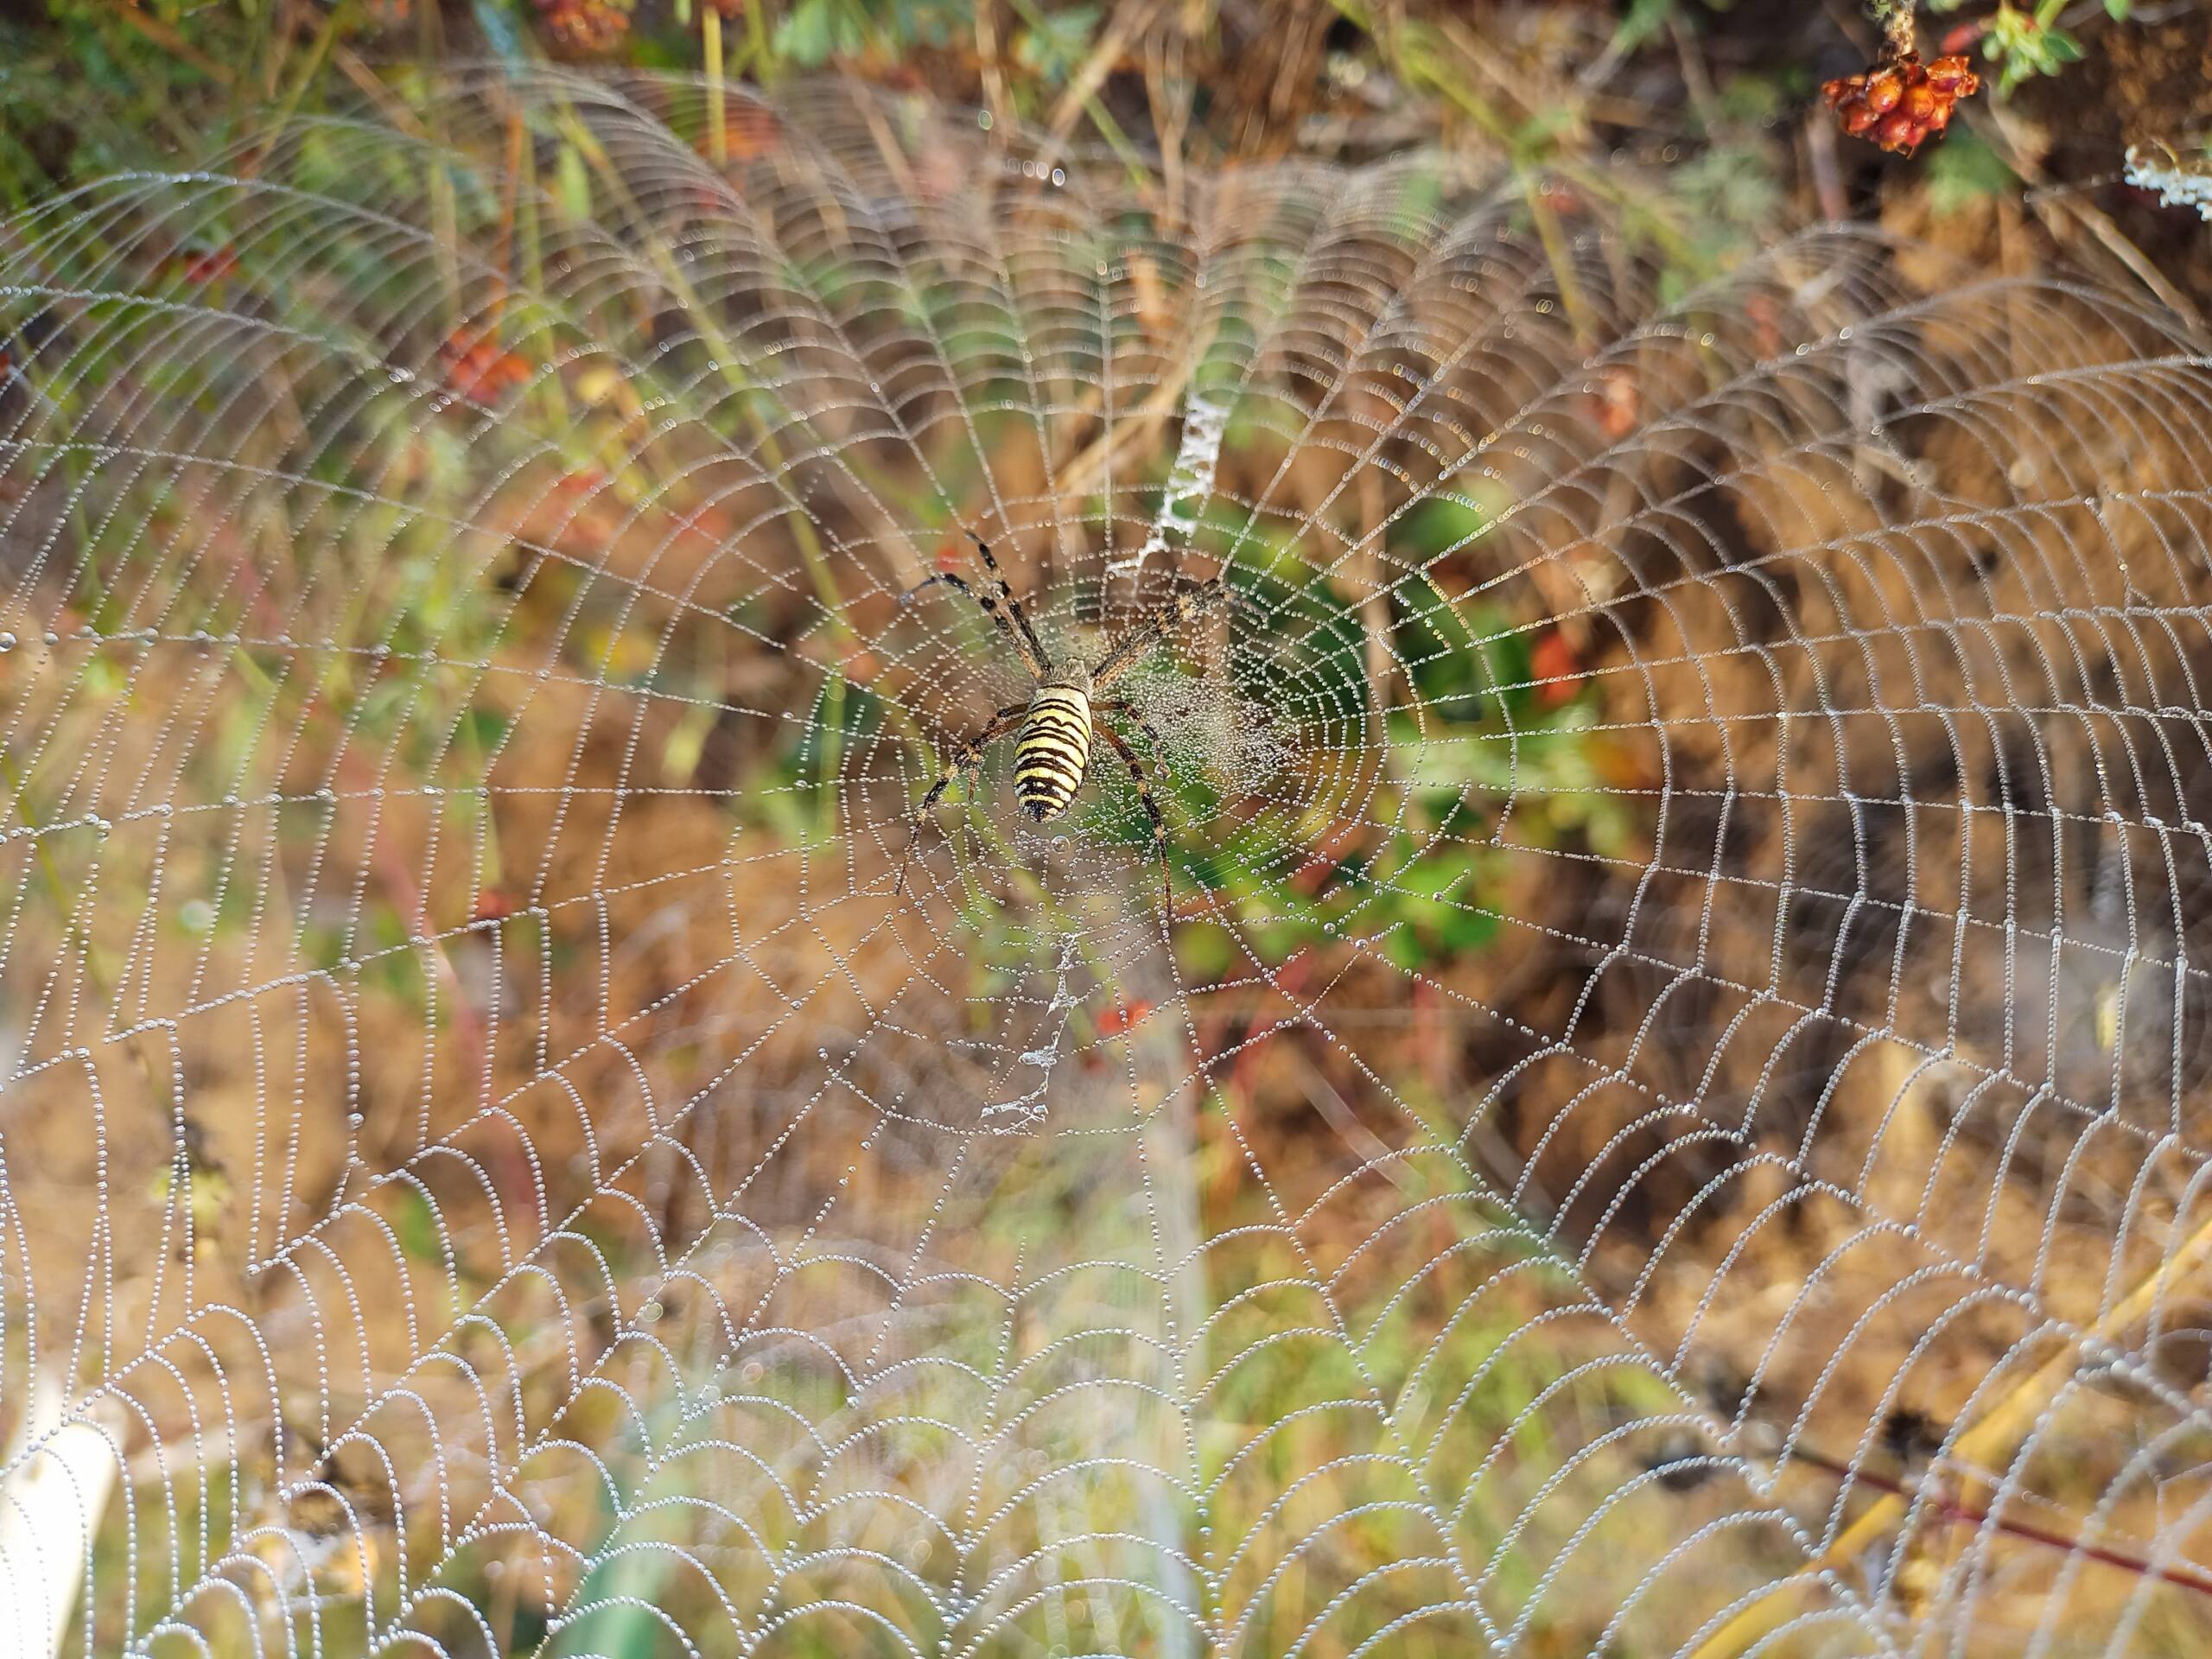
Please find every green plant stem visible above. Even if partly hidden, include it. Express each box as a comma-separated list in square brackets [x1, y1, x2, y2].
[742, 0, 772, 86]
[703, 6, 727, 168]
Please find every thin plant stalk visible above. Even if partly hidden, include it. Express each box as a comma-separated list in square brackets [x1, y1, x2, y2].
[703, 6, 727, 169]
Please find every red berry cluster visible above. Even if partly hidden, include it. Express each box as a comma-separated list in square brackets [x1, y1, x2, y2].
[695, 103, 784, 167]
[533, 0, 632, 54]
[1823, 54, 1980, 156]
[168, 245, 238, 285]
[437, 328, 531, 408]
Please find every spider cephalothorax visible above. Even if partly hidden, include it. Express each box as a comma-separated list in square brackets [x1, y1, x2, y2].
[895, 531, 1231, 892]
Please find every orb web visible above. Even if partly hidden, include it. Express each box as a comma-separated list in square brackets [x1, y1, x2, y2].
[2, 66, 2211, 1658]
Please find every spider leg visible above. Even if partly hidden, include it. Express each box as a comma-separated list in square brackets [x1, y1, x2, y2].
[1095, 711, 1172, 906]
[1093, 698, 1166, 763]
[895, 703, 1028, 894]
[899, 570, 1050, 681]
[1090, 572, 1234, 691]
[963, 530, 1054, 674]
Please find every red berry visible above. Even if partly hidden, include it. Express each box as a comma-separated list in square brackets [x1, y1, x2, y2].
[1530, 631, 1586, 708]
[1823, 50, 1980, 156]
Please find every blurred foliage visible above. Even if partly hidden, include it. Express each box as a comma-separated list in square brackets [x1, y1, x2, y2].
[3, 0, 2202, 987]
[0, 2, 2180, 207]
[1922, 119, 2016, 211]
[11, 7, 2211, 1649]
[1929, 0, 2133, 99]
[771, 0, 966, 67]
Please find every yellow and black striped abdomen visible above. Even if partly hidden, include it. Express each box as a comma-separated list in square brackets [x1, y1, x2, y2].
[1014, 683, 1092, 822]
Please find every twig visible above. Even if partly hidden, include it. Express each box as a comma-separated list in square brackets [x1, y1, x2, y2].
[976, 0, 1010, 128]
[106, 1, 234, 86]
[1786, 1444, 2212, 1602]
[1806, 103, 1847, 223]
[740, 0, 771, 86]
[333, 47, 431, 143]
[0, 1370, 124, 1659]
[1045, 0, 1164, 142]
[1286, 1045, 1414, 1193]
[1985, 104, 2205, 331]
[1869, 0, 1918, 61]
[1690, 1194, 2212, 1656]
[1145, 27, 1192, 226]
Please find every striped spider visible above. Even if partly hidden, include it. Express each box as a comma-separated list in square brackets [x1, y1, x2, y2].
[895, 531, 1231, 893]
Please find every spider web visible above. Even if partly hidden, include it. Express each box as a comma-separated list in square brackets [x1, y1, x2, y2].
[3, 66, 2212, 1658]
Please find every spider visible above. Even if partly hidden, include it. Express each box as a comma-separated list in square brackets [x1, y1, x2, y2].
[894, 531, 1232, 894]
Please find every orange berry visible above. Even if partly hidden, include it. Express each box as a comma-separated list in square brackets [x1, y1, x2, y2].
[1824, 50, 1979, 156]
[1094, 1000, 1155, 1039]
[1530, 630, 1585, 708]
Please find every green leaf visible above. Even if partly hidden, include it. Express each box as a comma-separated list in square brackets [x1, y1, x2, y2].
[773, 0, 849, 67]
[391, 1185, 445, 1264]
[1440, 906, 1500, 952]
[1924, 126, 2015, 213]
[458, 706, 512, 753]
[1014, 3, 1101, 83]
[1401, 491, 1494, 559]
[1609, 0, 1675, 56]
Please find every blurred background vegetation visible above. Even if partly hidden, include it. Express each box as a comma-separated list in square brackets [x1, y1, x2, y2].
[7, 3, 2212, 1652]
[3, 0, 2210, 322]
